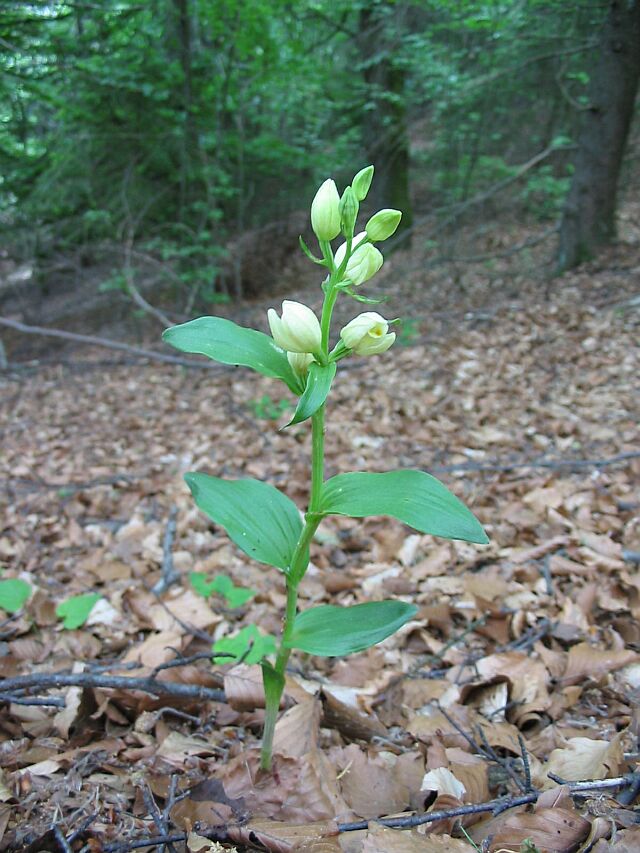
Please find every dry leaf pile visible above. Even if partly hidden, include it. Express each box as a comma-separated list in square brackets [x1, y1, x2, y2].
[0, 244, 639, 852]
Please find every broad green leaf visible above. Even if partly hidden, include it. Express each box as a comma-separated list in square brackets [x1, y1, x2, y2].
[286, 362, 336, 427]
[185, 473, 303, 572]
[189, 572, 255, 608]
[212, 625, 276, 665]
[163, 317, 302, 393]
[56, 593, 101, 629]
[284, 600, 417, 656]
[319, 470, 488, 544]
[0, 579, 31, 614]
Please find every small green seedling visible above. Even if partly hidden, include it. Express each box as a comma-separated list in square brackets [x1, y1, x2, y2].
[163, 165, 488, 769]
[0, 577, 31, 614]
[56, 593, 101, 629]
[248, 394, 291, 421]
[212, 625, 277, 665]
[190, 572, 255, 608]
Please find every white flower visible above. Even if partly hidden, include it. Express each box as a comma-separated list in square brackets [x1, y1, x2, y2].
[344, 242, 383, 286]
[340, 312, 396, 356]
[267, 300, 322, 354]
[311, 179, 341, 242]
[366, 208, 402, 241]
[334, 231, 367, 269]
[287, 351, 314, 377]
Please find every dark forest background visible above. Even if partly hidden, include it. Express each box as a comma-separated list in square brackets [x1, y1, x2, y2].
[1, 0, 639, 323]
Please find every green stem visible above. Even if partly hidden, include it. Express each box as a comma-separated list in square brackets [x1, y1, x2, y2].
[261, 276, 339, 771]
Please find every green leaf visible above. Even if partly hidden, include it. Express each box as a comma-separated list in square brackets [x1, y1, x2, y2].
[0, 579, 31, 614]
[185, 473, 303, 572]
[319, 470, 488, 544]
[189, 572, 254, 608]
[56, 593, 101, 629]
[261, 659, 285, 711]
[298, 235, 325, 265]
[286, 362, 336, 427]
[284, 600, 417, 656]
[212, 625, 277, 665]
[163, 317, 302, 393]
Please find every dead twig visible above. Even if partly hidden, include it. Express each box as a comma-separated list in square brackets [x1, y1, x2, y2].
[0, 672, 225, 703]
[335, 772, 640, 833]
[431, 450, 640, 475]
[152, 505, 180, 595]
[102, 835, 187, 853]
[0, 316, 220, 370]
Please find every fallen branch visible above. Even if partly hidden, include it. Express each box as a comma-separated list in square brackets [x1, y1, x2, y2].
[0, 672, 225, 703]
[0, 316, 220, 370]
[335, 773, 640, 832]
[431, 450, 640, 475]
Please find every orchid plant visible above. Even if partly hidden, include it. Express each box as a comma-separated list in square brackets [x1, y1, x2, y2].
[163, 166, 488, 770]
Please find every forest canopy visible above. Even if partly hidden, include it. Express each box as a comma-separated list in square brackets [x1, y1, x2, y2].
[1, 0, 638, 299]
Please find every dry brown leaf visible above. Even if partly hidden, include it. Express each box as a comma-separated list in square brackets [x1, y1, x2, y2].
[155, 731, 219, 764]
[591, 826, 640, 852]
[337, 746, 423, 819]
[122, 630, 186, 667]
[544, 735, 624, 784]
[563, 643, 639, 686]
[362, 826, 470, 852]
[228, 819, 340, 853]
[472, 805, 591, 852]
[222, 749, 351, 823]
[224, 664, 269, 711]
[272, 698, 321, 758]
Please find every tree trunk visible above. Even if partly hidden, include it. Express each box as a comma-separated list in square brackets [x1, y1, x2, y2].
[558, 1, 640, 271]
[358, 4, 413, 238]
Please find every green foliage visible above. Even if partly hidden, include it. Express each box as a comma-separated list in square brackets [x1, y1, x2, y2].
[396, 318, 421, 347]
[522, 166, 572, 220]
[320, 470, 489, 544]
[285, 601, 418, 656]
[212, 624, 277, 665]
[56, 593, 101, 629]
[185, 473, 304, 572]
[190, 572, 255, 608]
[287, 363, 336, 427]
[163, 318, 301, 393]
[248, 395, 291, 421]
[0, 578, 31, 614]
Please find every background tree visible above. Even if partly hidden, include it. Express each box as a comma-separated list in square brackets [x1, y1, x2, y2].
[558, 0, 640, 271]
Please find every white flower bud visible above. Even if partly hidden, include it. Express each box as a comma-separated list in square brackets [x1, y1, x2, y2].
[366, 208, 402, 242]
[352, 165, 374, 201]
[268, 301, 322, 354]
[311, 179, 341, 242]
[340, 312, 396, 356]
[344, 242, 383, 286]
[287, 351, 314, 377]
[334, 231, 367, 270]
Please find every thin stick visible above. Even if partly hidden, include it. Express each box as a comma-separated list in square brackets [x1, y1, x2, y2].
[0, 316, 219, 370]
[0, 672, 225, 703]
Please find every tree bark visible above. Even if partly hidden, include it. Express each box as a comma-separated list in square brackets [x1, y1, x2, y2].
[558, 1, 640, 271]
[358, 4, 413, 238]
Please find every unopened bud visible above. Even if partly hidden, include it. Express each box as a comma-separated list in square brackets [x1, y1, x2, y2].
[340, 312, 395, 356]
[311, 179, 341, 242]
[339, 186, 359, 238]
[366, 209, 402, 242]
[267, 300, 321, 354]
[343, 242, 383, 286]
[352, 165, 374, 201]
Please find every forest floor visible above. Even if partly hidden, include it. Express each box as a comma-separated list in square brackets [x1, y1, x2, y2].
[0, 226, 639, 853]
